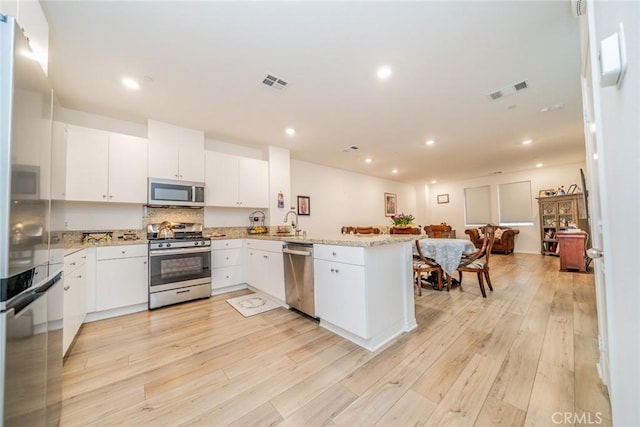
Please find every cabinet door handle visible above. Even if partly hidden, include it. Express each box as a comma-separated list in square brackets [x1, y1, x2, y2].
[102, 194, 107, 198]
[64, 286, 70, 291]
[143, 261, 147, 265]
[76, 274, 82, 279]
[69, 261, 76, 266]
[332, 252, 337, 256]
[109, 195, 113, 199]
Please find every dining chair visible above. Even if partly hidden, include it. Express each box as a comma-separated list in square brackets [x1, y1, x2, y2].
[355, 226, 380, 234]
[456, 225, 495, 297]
[413, 240, 443, 294]
[424, 223, 455, 238]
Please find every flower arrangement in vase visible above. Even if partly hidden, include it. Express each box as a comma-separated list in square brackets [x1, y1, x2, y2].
[391, 213, 415, 228]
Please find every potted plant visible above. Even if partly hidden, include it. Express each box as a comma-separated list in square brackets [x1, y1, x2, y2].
[391, 213, 415, 228]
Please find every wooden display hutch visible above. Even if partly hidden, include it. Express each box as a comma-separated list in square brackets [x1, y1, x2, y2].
[537, 193, 589, 256]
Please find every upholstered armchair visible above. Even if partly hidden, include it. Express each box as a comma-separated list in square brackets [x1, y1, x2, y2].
[465, 225, 519, 254]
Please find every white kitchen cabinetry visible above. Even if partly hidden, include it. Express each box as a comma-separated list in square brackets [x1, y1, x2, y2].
[314, 246, 367, 337]
[211, 239, 244, 294]
[64, 124, 148, 203]
[95, 245, 148, 312]
[1, 0, 49, 73]
[63, 249, 88, 355]
[245, 239, 285, 302]
[314, 243, 413, 351]
[205, 152, 269, 208]
[147, 120, 205, 182]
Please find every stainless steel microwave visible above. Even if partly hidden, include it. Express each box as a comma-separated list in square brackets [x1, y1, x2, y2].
[148, 178, 205, 207]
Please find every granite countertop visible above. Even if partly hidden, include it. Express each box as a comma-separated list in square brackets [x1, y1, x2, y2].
[247, 233, 419, 247]
[61, 239, 149, 255]
[60, 232, 420, 254]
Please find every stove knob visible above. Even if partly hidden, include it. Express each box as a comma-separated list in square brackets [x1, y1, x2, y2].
[166, 243, 171, 248]
[194, 241, 199, 246]
[158, 243, 163, 248]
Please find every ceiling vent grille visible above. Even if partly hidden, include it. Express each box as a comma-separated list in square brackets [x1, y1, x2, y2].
[342, 145, 359, 152]
[488, 80, 529, 101]
[261, 74, 289, 92]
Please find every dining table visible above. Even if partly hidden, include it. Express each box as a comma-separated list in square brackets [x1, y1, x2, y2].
[416, 238, 477, 277]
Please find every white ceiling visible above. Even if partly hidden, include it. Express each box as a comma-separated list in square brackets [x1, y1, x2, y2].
[41, 1, 585, 185]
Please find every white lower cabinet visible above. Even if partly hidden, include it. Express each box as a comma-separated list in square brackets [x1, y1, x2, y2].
[313, 243, 410, 350]
[211, 239, 244, 292]
[95, 245, 148, 312]
[245, 239, 285, 302]
[314, 246, 368, 338]
[63, 249, 88, 355]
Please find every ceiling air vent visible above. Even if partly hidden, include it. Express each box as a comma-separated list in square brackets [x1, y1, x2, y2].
[488, 80, 529, 101]
[342, 146, 359, 153]
[261, 74, 289, 92]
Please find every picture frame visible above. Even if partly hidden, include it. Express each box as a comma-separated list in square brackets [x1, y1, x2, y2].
[297, 195, 310, 216]
[539, 189, 555, 197]
[437, 194, 449, 204]
[384, 193, 397, 217]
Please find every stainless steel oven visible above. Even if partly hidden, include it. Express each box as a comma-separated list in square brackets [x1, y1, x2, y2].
[147, 223, 211, 309]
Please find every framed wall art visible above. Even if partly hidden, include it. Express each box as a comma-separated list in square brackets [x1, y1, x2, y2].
[297, 195, 310, 215]
[437, 194, 449, 204]
[384, 193, 397, 217]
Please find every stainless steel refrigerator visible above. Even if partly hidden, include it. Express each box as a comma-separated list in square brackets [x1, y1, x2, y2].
[0, 14, 62, 427]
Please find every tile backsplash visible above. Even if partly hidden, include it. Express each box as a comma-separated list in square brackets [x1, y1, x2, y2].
[143, 206, 204, 227]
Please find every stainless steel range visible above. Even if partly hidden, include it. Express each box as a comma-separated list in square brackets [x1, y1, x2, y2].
[147, 223, 211, 309]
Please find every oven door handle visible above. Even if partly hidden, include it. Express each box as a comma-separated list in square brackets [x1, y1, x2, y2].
[149, 247, 211, 256]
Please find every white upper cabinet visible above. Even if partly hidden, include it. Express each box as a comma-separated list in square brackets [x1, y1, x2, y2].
[65, 125, 109, 202]
[147, 120, 205, 182]
[107, 133, 149, 203]
[64, 124, 148, 203]
[205, 151, 269, 208]
[2, 0, 50, 73]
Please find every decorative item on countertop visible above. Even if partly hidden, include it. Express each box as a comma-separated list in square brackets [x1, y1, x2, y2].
[82, 231, 113, 243]
[277, 191, 284, 209]
[247, 211, 267, 234]
[390, 213, 415, 227]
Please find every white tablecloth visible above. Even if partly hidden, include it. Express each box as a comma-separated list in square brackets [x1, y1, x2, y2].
[416, 238, 477, 276]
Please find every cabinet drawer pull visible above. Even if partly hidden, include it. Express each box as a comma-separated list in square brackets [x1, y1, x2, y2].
[332, 252, 337, 256]
[63, 286, 70, 291]
[69, 261, 76, 266]
[176, 289, 190, 294]
[76, 275, 82, 279]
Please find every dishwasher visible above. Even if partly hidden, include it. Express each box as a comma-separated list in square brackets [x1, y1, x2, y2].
[282, 243, 316, 318]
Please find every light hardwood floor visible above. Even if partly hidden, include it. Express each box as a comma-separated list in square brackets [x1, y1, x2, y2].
[61, 253, 611, 426]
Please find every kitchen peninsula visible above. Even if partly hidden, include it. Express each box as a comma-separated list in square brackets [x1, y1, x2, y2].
[252, 233, 419, 351]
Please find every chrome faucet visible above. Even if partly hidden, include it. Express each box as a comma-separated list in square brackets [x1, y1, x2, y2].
[283, 209, 300, 235]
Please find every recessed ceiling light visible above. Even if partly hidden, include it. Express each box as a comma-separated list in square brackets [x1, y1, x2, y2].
[425, 139, 435, 146]
[121, 77, 140, 90]
[285, 128, 296, 136]
[431, 180, 437, 184]
[536, 162, 544, 168]
[391, 168, 398, 174]
[364, 158, 372, 164]
[522, 139, 533, 145]
[377, 65, 392, 80]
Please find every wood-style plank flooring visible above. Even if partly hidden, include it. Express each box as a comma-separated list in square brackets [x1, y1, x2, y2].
[61, 253, 611, 426]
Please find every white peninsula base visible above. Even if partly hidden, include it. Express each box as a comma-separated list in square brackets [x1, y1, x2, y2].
[313, 239, 417, 351]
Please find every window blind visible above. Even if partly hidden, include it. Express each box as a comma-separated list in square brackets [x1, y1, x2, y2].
[498, 181, 533, 224]
[464, 185, 491, 225]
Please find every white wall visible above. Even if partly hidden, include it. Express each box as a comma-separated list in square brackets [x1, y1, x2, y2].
[421, 162, 587, 253]
[290, 160, 417, 234]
